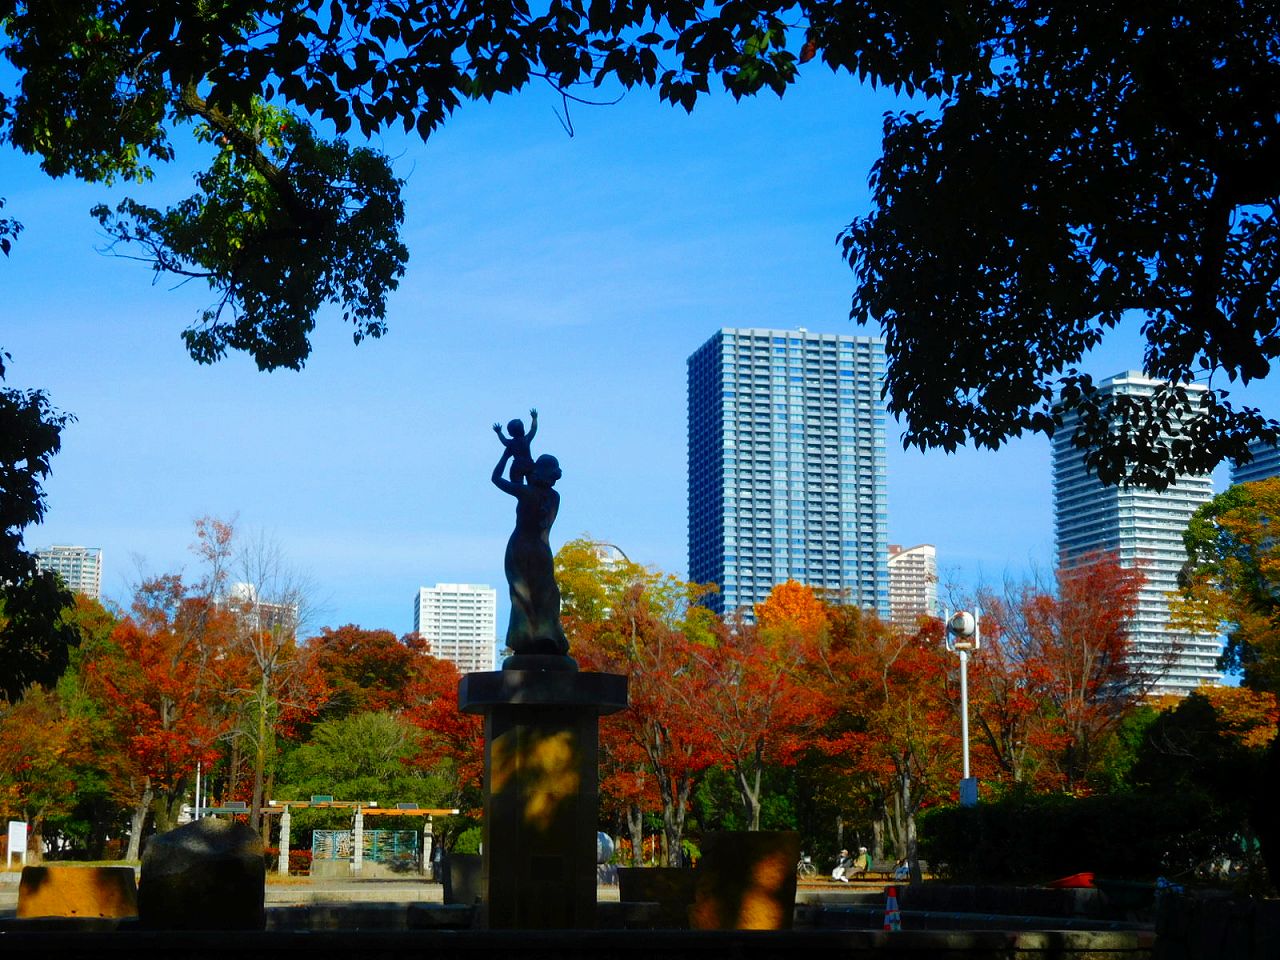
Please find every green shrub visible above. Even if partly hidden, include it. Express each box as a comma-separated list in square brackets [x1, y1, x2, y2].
[920, 789, 1226, 883]
[452, 826, 483, 855]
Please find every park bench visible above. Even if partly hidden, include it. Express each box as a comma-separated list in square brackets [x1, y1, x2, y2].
[862, 859, 930, 881]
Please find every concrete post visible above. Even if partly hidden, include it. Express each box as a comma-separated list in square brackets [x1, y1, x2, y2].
[352, 807, 364, 874]
[277, 807, 291, 876]
[424, 816, 434, 879]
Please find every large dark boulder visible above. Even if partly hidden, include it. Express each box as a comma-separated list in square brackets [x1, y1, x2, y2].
[138, 819, 265, 930]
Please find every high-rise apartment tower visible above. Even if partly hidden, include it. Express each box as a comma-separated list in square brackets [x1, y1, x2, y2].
[413, 583, 498, 673]
[34, 545, 102, 598]
[1053, 371, 1220, 696]
[687, 328, 889, 618]
[888, 543, 937, 628]
[1232, 439, 1280, 485]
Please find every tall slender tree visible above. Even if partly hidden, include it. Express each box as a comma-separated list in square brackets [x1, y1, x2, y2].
[84, 574, 237, 855]
[695, 587, 829, 830]
[977, 555, 1148, 791]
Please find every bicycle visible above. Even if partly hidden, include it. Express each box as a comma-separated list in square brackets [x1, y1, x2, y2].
[796, 853, 818, 879]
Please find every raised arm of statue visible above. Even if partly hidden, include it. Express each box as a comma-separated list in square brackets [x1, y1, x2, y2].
[526, 408, 538, 442]
[492, 448, 519, 495]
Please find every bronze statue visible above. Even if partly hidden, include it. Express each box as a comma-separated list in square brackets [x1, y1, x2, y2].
[492, 414, 570, 662]
[492, 408, 538, 485]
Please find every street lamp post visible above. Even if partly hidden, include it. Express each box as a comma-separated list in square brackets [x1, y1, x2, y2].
[944, 607, 981, 807]
[188, 736, 207, 822]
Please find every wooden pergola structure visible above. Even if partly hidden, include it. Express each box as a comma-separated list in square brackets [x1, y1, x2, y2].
[259, 796, 461, 876]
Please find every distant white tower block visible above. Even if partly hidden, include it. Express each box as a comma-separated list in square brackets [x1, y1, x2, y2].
[1054, 371, 1221, 696]
[413, 583, 498, 673]
[888, 544, 937, 628]
[34, 545, 102, 598]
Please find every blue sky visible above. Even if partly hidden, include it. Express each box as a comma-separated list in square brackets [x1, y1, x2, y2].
[5, 67, 1275, 637]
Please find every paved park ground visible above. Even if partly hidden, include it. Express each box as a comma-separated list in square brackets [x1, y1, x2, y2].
[0, 870, 911, 918]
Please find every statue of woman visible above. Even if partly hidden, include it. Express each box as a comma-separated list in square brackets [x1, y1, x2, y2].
[492, 445, 570, 660]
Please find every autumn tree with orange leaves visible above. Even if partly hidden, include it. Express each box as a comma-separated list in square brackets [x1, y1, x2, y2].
[695, 614, 828, 830]
[976, 554, 1147, 791]
[686, 581, 831, 831]
[580, 584, 723, 867]
[558, 538, 723, 866]
[402, 654, 484, 843]
[310, 624, 431, 719]
[0, 686, 94, 863]
[798, 599, 960, 878]
[85, 574, 240, 857]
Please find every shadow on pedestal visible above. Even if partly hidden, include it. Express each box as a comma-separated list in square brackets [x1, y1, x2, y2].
[459, 667, 627, 930]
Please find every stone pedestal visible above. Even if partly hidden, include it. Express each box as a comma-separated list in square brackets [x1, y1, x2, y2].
[460, 669, 627, 930]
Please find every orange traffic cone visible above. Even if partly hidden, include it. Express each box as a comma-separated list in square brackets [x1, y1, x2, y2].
[883, 885, 902, 931]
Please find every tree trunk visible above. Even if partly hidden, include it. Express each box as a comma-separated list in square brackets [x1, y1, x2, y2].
[88, 804, 109, 860]
[736, 764, 762, 831]
[661, 775, 693, 867]
[872, 817, 884, 862]
[260, 766, 277, 843]
[626, 804, 644, 867]
[126, 780, 154, 861]
[152, 779, 189, 834]
[883, 790, 903, 859]
[899, 762, 923, 885]
[26, 816, 44, 865]
[836, 814, 844, 851]
[250, 678, 269, 830]
[226, 733, 243, 803]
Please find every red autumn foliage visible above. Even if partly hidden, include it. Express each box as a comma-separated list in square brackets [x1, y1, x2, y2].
[308, 624, 431, 717]
[976, 553, 1147, 791]
[402, 655, 484, 807]
[576, 584, 723, 866]
[808, 605, 959, 875]
[84, 575, 238, 835]
[695, 613, 829, 830]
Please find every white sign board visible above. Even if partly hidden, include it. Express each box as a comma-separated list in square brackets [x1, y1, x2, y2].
[7, 820, 27, 867]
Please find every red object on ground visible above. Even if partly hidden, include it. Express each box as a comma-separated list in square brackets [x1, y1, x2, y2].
[1046, 872, 1095, 888]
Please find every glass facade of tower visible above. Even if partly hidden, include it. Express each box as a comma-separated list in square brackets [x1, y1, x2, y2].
[1053, 371, 1221, 696]
[687, 328, 889, 618]
[1232, 439, 1280, 485]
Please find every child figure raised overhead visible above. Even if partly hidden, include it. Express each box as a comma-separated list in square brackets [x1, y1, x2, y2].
[493, 408, 538, 484]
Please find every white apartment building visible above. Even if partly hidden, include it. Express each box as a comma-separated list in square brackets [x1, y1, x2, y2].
[34, 545, 102, 598]
[888, 543, 937, 628]
[413, 583, 498, 673]
[1054, 371, 1221, 696]
[226, 582, 299, 639]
